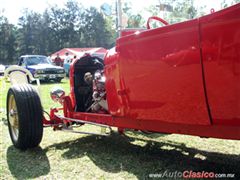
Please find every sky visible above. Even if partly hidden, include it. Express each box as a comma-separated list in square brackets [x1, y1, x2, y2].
[0, 0, 236, 25]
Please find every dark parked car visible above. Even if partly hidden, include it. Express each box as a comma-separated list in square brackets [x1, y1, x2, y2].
[18, 55, 65, 82]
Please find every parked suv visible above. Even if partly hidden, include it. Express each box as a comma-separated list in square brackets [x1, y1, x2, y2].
[18, 55, 65, 82]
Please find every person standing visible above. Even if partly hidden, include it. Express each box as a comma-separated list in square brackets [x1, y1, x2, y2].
[54, 53, 63, 66]
[64, 52, 71, 63]
[64, 52, 72, 77]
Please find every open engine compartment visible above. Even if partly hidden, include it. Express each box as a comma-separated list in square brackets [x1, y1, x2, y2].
[73, 55, 108, 113]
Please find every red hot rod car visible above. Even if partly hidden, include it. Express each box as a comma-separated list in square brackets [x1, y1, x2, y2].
[6, 4, 240, 150]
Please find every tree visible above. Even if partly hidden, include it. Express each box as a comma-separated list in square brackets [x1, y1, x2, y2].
[145, 0, 207, 25]
[61, 0, 83, 47]
[17, 9, 43, 55]
[48, 5, 65, 49]
[81, 7, 114, 48]
[0, 14, 17, 64]
[122, 2, 144, 28]
[1, 0, 116, 64]
[40, 10, 56, 55]
[221, 0, 240, 8]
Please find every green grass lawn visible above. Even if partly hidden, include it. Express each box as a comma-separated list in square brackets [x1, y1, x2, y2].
[0, 78, 240, 179]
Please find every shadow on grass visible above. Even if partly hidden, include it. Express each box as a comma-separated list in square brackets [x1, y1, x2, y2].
[7, 146, 50, 179]
[45, 133, 240, 179]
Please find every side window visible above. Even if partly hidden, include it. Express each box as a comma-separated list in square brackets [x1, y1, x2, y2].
[18, 58, 23, 66]
[19, 57, 26, 66]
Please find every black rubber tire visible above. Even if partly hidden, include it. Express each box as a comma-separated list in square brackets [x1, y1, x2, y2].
[7, 84, 43, 150]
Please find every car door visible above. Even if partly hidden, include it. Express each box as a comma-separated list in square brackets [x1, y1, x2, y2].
[116, 19, 210, 125]
[200, 4, 240, 126]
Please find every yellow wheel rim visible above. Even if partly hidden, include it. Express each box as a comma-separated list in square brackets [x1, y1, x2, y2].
[8, 94, 19, 141]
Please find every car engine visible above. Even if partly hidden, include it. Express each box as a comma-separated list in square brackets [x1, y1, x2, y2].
[84, 70, 108, 113]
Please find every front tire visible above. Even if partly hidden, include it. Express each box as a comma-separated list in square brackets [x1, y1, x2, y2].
[7, 84, 43, 150]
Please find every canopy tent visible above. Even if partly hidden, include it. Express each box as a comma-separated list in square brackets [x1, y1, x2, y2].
[51, 47, 107, 60]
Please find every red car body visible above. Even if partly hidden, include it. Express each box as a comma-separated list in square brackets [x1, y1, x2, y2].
[47, 4, 240, 140]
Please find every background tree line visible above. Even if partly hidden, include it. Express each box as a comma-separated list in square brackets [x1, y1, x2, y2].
[0, 0, 239, 64]
[0, 0, 116, 64]
[123, 0, 240, 28]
